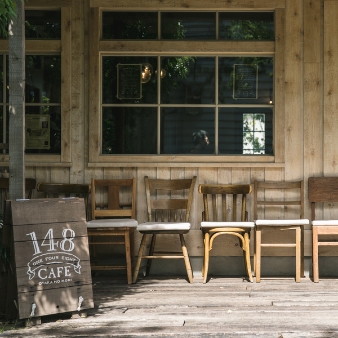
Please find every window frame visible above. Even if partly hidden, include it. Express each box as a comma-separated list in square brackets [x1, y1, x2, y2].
[0, 4, 71, 166]
[88, 4, 285, 168]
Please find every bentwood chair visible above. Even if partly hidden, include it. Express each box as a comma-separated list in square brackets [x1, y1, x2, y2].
[37, 182, 90, 220]
[133, 176, 197, 284]
[308, 177, 338, 282]
[254, 180, 309, 282]
[86, 178, 137, 284]
[199, 184, 255, 283]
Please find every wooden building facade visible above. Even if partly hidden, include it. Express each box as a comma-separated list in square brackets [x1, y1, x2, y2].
[1, 0, 338, 276]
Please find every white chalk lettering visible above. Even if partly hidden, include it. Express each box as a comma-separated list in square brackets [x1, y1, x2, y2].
[64, 266, 71, 277]
[38, 268, 47, 279]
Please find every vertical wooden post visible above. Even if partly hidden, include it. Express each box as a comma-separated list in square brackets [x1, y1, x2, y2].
[8, 0, 25, 200]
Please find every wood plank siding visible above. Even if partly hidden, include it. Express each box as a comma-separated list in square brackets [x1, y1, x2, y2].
[2, 0, 338, 276]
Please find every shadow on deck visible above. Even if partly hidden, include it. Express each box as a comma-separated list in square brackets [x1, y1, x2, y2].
[2, 275, 338, 337]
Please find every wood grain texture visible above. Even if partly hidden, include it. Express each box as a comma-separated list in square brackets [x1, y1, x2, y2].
[7, 276, 338, 337]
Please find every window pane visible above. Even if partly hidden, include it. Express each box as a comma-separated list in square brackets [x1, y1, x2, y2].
[25, 106, 61, 154]
[102, 12, 158, 39]
[26, 55, 61, 103]
[161, 57, 215, 104]
[219, 12, 274, 40]
[0, 106, 3, 145]
[161, 108, 214, 154]
[25, 10, 61, 39]
[0, 55, 3, 103]
[243, 114, 266, 154]
[218, 57, 273, 104]
[161, 12, 216, 40]
[102, 107, 157, 154]
[219, 108, 273, 155]
[102, 56, 157, 104]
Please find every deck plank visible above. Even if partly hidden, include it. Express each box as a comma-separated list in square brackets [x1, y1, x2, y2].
[2, 275, 338, 336]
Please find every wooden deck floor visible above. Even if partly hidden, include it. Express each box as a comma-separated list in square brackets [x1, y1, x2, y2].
[2, 275, 338, 337]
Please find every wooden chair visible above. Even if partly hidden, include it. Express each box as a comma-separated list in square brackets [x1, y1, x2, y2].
[132, 176, 197, 284]
[199, 184, 255, 283]
[308, 177, 338, 282]
[0, 177, 36, 211]
[37, 182, 90, 220]
[86, 178, 137, 284]
[253, 180, 309, 282]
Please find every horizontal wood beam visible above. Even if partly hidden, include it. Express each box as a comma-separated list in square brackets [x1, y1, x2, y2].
[90, 0, 285, 10]
[100, 41, 275, 55]
[26, 0, 71, 8]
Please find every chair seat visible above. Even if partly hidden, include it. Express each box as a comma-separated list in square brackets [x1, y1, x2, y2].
[201, 221, 255, 228]
[87, 219, 138, 228]
[137, 222, 190, 231]
[255, 219, 309, 226]
[312, 220, 338, 226]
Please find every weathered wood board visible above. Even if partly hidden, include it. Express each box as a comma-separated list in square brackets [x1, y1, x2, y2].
[5, 198, 94, 320]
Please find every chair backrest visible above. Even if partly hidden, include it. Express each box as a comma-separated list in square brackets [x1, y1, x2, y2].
[198, 184, 252, 222]
[37, 182, 90, 219]
[91, 178, 136, 220]
[253, 180, 304, 220]
[0, 177, 36, 198]
[308, 177, 338, 221]
[145, 176, 197, 222]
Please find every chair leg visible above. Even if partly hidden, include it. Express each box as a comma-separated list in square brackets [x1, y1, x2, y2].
[255, 228, 261, 283]
[132, 233, 148, 283]
[203, 232, 210, 284]
[295, 226, 301, 283]
[180, 234, 193, 283]
[301, 224, 305, 278]
[124, 230, 132, 284]
[243, 232, 253, 282]
[146, 234, 156, 276]
[312, 226, 319, 283]
[201, 232, 206, 278]
[253, 229, 256, 277]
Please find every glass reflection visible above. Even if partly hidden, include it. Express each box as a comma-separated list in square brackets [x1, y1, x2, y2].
[25, 10, 61, 39]
[102, 56, 157, 104]
[161, 57, 215, 104]
[102, 107, 157, 154]
[161, 108, 214, 154]
[218, 57, 273, 104]
[219, 12, 274, 40]
[102, 12, 158, 39]
[161, 12, 216, 40]
[219, 107, 273, 155]
[25, 55, 61, 104]
[25, 106, 61, 154]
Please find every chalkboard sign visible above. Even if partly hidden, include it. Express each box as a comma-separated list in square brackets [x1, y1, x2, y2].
[5, 198, 94, 321]
[233, 64, 258, 99]
[117, 64, 142, 99]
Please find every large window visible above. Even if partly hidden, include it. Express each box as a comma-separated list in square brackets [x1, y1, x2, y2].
[0, 10, 62, 155]
[101, 11, 274, 156]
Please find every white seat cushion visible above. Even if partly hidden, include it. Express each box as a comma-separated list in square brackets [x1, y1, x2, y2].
[312, 220, 338, 226]
[137, 222, 190, 231]
[255, 219, 309, 226]
[86, 219, 138, 228]
[201, 221, 254, 228]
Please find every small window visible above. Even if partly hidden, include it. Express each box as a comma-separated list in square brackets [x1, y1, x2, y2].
[219, 12, 274, 40]
[25, 10, 61, 39]
[102, 12, 158, 39]
[161, 12, 216, 40]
